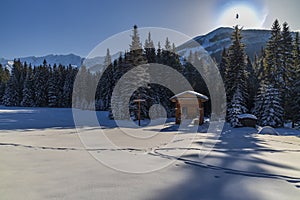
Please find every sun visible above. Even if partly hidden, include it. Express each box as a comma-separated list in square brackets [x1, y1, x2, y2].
[218, 4, 265, 29]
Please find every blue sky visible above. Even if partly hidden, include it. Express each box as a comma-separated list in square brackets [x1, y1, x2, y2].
[0, 0, 300, 58]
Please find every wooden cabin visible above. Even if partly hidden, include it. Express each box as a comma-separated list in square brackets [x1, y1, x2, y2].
[170, 91, 209, 125]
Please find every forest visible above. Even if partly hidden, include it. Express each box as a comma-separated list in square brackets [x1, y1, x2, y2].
[0, 20, 299, 128]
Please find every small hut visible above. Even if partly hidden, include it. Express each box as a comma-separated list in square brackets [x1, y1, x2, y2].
[170, 91, 208, 125]
[237, 114, 257, 127]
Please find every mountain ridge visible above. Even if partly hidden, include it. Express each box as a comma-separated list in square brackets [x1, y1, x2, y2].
[1, 27, 294, 68]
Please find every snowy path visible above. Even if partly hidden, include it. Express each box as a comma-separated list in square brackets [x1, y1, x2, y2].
[0, 107, 300, 199]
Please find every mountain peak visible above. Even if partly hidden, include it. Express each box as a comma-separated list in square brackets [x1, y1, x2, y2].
[179, 27, 272, 62]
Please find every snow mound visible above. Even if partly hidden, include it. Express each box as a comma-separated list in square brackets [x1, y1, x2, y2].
[258, 126, 279, 135]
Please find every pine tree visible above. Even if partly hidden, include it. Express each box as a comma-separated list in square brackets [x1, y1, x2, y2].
[144, 32, 156, 63]
[156, 42, 162, 64]
[21, 66, 35, 107]
[228, 86, 248, 127]
[252, 81, 284, 127]
[97, 48, 115, 110]
[245, 56, 257, 110]
[129, 25, 144, 66]
[0, 64, 10, 104]
[225, 26, 249, 123]
[289, 32, 300, 127]
[104, 48, 112, 66]
[48, 65, 60, 107]
[263, 19, 283, 88]
[219, 48, 228, 81]
[3, 60, 25, 106]
[63, 65, 78, 107]
[34, 65, 49, 107]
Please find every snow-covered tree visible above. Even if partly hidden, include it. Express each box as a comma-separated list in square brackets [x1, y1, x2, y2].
[227, 86, 248, 127]
[62, 65, 78, 107]
[3, 60, 25, 106]
[144, 32, 156, 63]
[225, 25, 249, 124]
[289, 32, 300, 127]
[104, 48, 112, 66]
[0, 64, 10, 103]
[48, 65, 59, 107]
[21, 66, 35, 107]
[34, 65, 49, 107]
[252, 81, 284, 127]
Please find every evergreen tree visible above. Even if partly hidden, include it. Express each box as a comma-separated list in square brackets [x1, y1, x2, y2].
[34, 65, 49, 107]
[225, 26, 249, 123]
[289, 32, 300, 127]
[219, 48, 228, 81]
[0, 64, 10, 103]
[21, 66, 35, 107]
[104, 48, 112, 66]
[3, 60, 25, 106]
[63, 65, 78, 107]
[156, 42, 162, 64]
[144, 32, 156, 63]
[48, 65, 60, 107]
[252, 81, 284, 127]
[97, 49, 115, 110]
[245, 56, 257, 110]
[129, 25, 144, 66]
[281, 22, 296, 121]
[228, 86, 248, 127]
[263, 19, 283, 88]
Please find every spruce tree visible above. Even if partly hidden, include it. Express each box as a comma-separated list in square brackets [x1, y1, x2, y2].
[0, 64, 9, 103]
[144, 32, 156, 63]
[289, 32, 300, 127]
[63, 65, 78, 107]
[34, 65, 49, 107]
[263, 19, 282, 88]
[104, 48, 112, 66]
[21, 66, 35, 107]
[252, 81, 284, 127]
[219, 48, 228, 81]
[225, 26, 249, 124]
[245, 56, 257, 110]
[3, 60, 25, 106]
[228, 86, 248, 127]
[48, 65, 59, 107]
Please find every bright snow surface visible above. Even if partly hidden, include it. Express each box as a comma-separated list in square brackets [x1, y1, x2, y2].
[0, 107, 300, 199]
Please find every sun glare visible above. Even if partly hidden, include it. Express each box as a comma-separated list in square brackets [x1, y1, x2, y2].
[218, 4, 265, 29]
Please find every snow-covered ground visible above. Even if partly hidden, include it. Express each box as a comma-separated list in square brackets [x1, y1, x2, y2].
[0, 107, 300, 199]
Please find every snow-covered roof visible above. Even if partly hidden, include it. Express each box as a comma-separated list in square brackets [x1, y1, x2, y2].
[237, 114, 257, 120]
[170, 90, 209, 101]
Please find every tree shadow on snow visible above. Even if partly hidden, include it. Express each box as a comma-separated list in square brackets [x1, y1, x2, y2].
[149, 126, 300, 199]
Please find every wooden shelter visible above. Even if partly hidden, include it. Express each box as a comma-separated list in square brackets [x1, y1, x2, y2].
[237, 114, 257, 128]
[170, 91, 209, 125]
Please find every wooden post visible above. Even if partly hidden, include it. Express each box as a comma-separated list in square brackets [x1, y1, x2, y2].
[138, 100, 141, 126]
[175, 102, 180, 124]
[199, 100, 204, 125]
[133, 97, 145, 127]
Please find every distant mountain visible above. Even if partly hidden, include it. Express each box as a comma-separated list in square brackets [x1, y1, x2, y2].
[178, 27, 273, 62]
[83, 52, 121, 73]
[0, 54, 83, 69]
[0, 52, 120, 72]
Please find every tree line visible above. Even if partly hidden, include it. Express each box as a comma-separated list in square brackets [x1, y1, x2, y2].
[1, 22, 299, 127]
[0, 60, 78, 108]
[219, 20, 300, 127]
